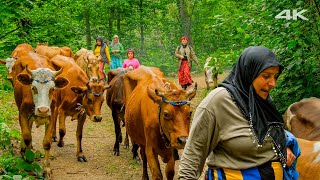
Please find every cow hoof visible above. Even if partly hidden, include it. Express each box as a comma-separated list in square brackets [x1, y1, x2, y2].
[123, 143, 129, 149]
[113, 150, 120, 156]
[52, 136, 58, 142]
[43, 167, 53, 180]
[77, 156, 87, 162]
[57, 141, 64, 147]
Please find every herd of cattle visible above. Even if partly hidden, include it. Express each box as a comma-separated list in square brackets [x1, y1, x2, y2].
[0, 43, 319, 179]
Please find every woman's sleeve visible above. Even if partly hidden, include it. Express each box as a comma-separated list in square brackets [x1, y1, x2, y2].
[190, 47, 200, 66]
[105, 46, 111, 62]
[175, 46, 181, 59]
[178, 107, 219, 180]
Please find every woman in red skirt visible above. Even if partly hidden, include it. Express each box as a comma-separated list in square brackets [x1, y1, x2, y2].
[175, 36, 200, 90]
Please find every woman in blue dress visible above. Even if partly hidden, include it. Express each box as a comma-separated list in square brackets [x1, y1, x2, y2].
[109, 35, 124, 69]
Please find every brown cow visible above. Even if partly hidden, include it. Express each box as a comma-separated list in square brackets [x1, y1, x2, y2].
[35, 44, 74, 59]
[284, 97, 320, 141]
[45, 55, 110, 163]
[124, 66, 197, 179]
[74, 48, 101, 82]
[106, 68, 131, 156]
[1, 43, 34, 82]
[296, 138, 320, 179]
[11, 51, 69, 177]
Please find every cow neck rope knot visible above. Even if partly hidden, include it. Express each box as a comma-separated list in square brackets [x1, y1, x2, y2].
[33, 77, 55, 84]
[158, 97, 191, 149]
[88, 89, 103, 97]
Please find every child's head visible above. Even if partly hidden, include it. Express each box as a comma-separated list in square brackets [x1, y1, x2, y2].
[127, 49, 135, 59]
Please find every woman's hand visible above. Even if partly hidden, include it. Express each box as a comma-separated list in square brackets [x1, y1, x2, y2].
[286, 147, 296, 166]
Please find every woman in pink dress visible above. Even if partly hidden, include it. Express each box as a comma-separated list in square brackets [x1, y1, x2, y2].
[122, 49, 140, 70]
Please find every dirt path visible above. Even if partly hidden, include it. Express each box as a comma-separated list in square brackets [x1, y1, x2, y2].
[29, 75, 213, 180]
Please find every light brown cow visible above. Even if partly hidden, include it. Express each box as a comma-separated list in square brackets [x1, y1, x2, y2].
[35, 44, 74, 59]
[284, 97, 320, 141]
[124, 66, 197, 179]
[45, 55, 110, 163]
[296, 138, 320, 179]
[11, 51, 69, 177]
[0, 43, 34, 82]
[74, 48, 101, 82]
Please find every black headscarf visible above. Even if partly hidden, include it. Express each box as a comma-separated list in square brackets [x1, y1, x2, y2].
[219, 46, 287, 166]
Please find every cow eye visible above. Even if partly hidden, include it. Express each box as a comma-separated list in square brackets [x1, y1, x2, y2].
[189, 111, 192, 117]
[32, 86, 38, 94]
[87, 98, 93, 104]
[163, 112, 170, 120]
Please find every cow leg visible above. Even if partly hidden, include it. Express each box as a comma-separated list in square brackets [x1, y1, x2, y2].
[140, 146, 149, 180]
[57, 110, 66, 147]
[124, 131, 129, 149]
[145, 145, 162, 180]
[19, 112, 32, 159]
[165, 157, 175, 180]
[51, 104, 58, 142]
[43, 116, 55, 179]
[76, 114, 87, 162]
[112, 110, 121, 156]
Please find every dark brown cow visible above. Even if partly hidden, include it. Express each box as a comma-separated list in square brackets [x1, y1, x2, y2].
[45, 55, 110, 163]
[124, 66, 197, 179]
[74, 48, 101, 82]
[11, 51, 69, 177]
[284, 97, 320, 141]
[296, 138, 320, 179]
[35, 44, 74, 59]
[106, 68, 130, 156]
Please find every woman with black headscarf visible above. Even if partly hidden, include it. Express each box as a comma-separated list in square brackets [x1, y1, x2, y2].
[94, 36, 111, 81]
[178, 46, 297, 179]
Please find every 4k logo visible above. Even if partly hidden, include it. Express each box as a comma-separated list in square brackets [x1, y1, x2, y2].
[275, 9, 308, 20]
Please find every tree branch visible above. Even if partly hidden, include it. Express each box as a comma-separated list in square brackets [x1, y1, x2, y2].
[0, 27, 20, 39]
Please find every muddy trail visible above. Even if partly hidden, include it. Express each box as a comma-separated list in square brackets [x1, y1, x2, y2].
[23, 75, 214, 180]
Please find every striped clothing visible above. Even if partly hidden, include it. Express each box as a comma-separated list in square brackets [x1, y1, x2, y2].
[206, 162, 283, 180]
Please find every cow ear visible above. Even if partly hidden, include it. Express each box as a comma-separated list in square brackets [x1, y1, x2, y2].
[71, 86, 87, 94]
[147, 86, 162, 104]
[54, 77, 69, 89]
[17, 74, 32, 85]
[103, 84, 111, 90]
[0, 59, 6, 64]
[186, 83, 197, 100]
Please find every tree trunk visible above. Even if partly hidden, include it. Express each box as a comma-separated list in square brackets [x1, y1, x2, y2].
[139, 0, 145, 59]
[178, 0, 192, 46]
[109, 8, 114, 40]
[84, 7, 91, 50]
[116, 9, 121, 34]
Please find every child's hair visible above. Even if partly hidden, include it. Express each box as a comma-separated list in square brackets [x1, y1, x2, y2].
[127, 49, 135, 57]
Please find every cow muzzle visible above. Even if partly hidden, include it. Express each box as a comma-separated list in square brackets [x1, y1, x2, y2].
[92, 115, 102, 122]
[176, 136, 188, 148]
[36, 107, 50, 117]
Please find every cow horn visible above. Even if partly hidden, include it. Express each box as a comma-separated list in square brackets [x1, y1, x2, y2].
[25, 65, 32, 75]
[186, 83, 197, 96]
[86, 82, 91, 89]
[164, 82, 171, 93]
[155, 89, 165, 97]
[53, 67, 63, 77]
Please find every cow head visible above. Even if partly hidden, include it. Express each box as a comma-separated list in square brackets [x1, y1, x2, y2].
[1, 57, 17, 81]
[147, 83, 197, 149]
[71, 80, 111, 122]
[86, 53, 100, 83]
[17, 66, 69, 126]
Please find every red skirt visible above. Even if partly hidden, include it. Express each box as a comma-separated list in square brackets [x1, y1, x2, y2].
[178, 61, 193, 86]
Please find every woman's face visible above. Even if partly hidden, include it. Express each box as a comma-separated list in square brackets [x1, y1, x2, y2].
[181, 39, 188, 45]
[113, 37, 118, 43]
[96, 40, 101, 46]
[252, 66, 280, 100]
[127, 52, 134, 59]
